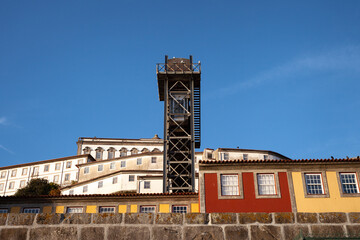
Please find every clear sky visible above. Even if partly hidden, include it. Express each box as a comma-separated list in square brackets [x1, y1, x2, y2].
[1, 0, 360, 167]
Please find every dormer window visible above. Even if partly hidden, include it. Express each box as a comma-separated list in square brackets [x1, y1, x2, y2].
[108, 148, 115, 159]
[95, 147, 104, 160]
[83, 147, 91, 154]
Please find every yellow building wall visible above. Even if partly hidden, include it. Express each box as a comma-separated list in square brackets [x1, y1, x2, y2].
[10, 207, 21, 213]
[130, 205, 137, 213]
[42, 206, 52, 213]
[86, 205, 97, 213]
[191, 203, 199, 213]
[159, 204, 170, 213]
[55, 206, 64, 213]
[118, 205, 127, 213]
[292, 171, 360, 212]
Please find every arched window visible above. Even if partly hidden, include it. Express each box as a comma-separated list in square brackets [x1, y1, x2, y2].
[120, 148, 127, 157]
[83, 147, 91, 154]
[141, 148, 150, 153]
[152, 148, 161, 153]
[95, 147, 104, 160]
[130, 148, 138, 155]
[108, 147, 116, 159]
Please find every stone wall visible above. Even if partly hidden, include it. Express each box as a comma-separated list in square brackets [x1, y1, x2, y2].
[0, 212, 360, 240]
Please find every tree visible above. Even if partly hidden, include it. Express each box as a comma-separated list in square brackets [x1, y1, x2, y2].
[14, 178, 60, 197]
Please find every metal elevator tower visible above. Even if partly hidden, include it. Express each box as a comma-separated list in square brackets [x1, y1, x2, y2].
[157, 55, 201, 193]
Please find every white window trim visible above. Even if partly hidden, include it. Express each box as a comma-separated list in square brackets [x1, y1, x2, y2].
[217, 171, 243, 199]
[140, 205, 156, 213]
[254, 172, 281, 199]
[301, 172, 329, 198]
[337, 172, 360, 197]
[172, 205, 188, 213]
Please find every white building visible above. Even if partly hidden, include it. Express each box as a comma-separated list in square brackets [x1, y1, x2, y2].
[0, 135, 289, 196]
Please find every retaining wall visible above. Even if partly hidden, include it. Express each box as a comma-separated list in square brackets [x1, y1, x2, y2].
[0, 212, 360, 240]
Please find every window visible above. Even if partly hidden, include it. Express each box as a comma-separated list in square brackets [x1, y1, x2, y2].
[131, 148, 138, 155]
[0, 209, 8, 213]
[263, 155, 269, 160]
[9, 182, 15, 189]
[69, 190, 74, 195]
[32, 167, 39, 177]
[98, 181, 103, 188]
[67, 207, 83, 213]
[151, 157, 157, 163]
[243, 154, 248, 160]
[340, 173, 359, 194]
[83, 185, 88, 193]
[121, 161, 126, 168]
[141, 148, 150, 153]
[55, 163, 61, 171]
[84, 167, 89, 174]
[129, 175, 135, 182]
[98, 164, 103, 172]
[140, 206, 155, 213]
[0, 171, 6, 178]
[78, 159, 84, 165]
[144, 181, 150, 189]
[170, 94, 188, 120]
[221, 174, 239, 196]
[0, 183, 4, 191]
[172, 205, 187, 213]
[11, 170, 17, 177]
[95, 148, 103, 160]
[257, 174, 276, 195]
[64, 173, 70, 182]
[22, 168, 28, 176]
[220, 153, 229, 160]
[112, 177, 118, 184]
[99, 207, 115, 213]
[152, 148, 161, 153]
[110, 162, 115, 170]
[108, 148, 115, 159]
[120, 148, 127, 157]
[66, 161, 72, 168]
[23, 208, 40, 213]
[137, 158, 142, 165]
[83, 147, 91, 154]
[207, 152, 213, 159]
[44, 164, 49, 172]
[53, 175, 59, 183]
[20, 180, 26, 188]
[305, 174, 324, 195]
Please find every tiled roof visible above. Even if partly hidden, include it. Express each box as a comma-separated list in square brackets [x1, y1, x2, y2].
[199, 157, 360, 164]
[216, 148, 290, 160]
[0, 192, 198, 199]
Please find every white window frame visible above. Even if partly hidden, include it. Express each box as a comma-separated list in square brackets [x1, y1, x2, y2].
[243, 154, 248, 160]
[140, 205, 155, 213]
[66, 207, 83, 213]
[66, 161, 72, 168]
[98, 181, 103, 188]
[9, 182, 15, 189]
[20, 180, 26, 188]
[98, 164, 103, 172]
[220, 174, 239, 196]
[144, 181, 150, 189]
[99, 206, 115, 213]
[129, 175, 135, 182]
[254, 172, 281, 199]
[172, 205, 188, 213]
[64, 173, 70, 182]
[23, 208, 40, 213]
[0, 183, 4, 191]
[112, 177, 118, 184]
[121, 161, 126, 168]
[55, 163, 61, 171]
[304, 173, 326, 195]
[44, 164, 49, 172]
[1, 171, 6, 178]
[137, 158, 142, 165]
[11, 170, 17, 177]
[22, 168, 28, 176]
[217, 172, 243, 199]
[339, 172, 360, 195]
[53, 175, 59, 183]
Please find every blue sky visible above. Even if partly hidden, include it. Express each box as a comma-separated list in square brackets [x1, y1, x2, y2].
[1, 0, 360, 166]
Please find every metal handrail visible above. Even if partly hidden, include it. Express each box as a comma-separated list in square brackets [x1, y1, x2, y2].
[156, 63, 201, 73]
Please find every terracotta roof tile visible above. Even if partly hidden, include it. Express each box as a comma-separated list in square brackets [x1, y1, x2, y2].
[199, 157, 360, 164]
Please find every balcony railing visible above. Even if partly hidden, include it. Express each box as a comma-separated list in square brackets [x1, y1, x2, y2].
[157, 63, 201, 73]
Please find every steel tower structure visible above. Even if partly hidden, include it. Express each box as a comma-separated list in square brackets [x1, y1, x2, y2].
[157, 55, 201, 193]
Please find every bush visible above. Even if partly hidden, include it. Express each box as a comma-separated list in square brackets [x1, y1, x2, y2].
[15, 178, 60, 197]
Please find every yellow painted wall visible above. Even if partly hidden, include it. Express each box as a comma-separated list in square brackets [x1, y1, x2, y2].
[292, 171, 360, 212]
[55, 206, 64, 213]
[10, 207, 20, 213]
[42, 206, 52, 213]
[159, 204, 169, 213]
[191, 203, 199, 213]
[86, 205, 97, 213]
[118, 205, 127, 213]
[130, 205, 137, 213]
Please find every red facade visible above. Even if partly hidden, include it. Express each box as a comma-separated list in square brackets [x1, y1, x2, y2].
[204, 172, 292, 212]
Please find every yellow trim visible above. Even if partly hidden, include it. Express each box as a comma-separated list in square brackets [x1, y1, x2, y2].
[55, 206, 64, 214]
[118, 205, 127, 213]
[42, 206, 52, 213]
[130, 205, 137, 213]
[159, 204, 170, 213]
[86, 205, 97, 213]
[292, 171, 360, 212]
[191, 203, 199, 213]
[10, 207, 21, 213]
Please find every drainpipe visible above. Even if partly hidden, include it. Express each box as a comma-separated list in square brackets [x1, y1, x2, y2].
[59, 161, 65, 186]
[3, 170, 9, 196]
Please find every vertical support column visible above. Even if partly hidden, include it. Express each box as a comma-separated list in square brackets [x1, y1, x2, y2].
[190, 77, 195, 192]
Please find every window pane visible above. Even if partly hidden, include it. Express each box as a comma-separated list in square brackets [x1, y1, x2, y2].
[257, 174, 276, 195]
[221, 174, 239, 196]
[341, 173, 359, 194]
[99, 207, 115, 213]
[172, 206, 187, 213]
[67, 207, 83, 213]
[305, 174, 324, 194]
[23, 208, 40, 213]
[140, 206, 155, 213]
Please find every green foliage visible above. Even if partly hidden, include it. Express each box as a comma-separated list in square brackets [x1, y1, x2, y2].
[14, 178, 60, 197]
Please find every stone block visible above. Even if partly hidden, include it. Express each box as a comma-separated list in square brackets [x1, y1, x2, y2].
[347, 225, 360, 237]
[0, 228, 28, 240]
[29, 227, 77, 240]
[108, 226, 150, 240]
[283, 225, 309, 240]
[185, 213, 209, 224]
[319, 212, 347, 223]
[349, 212, 360, 223]
[296, 213, 318, 223]
[155, 213, 183, 224]
[7, 213, 35, 225]
[80, 227, 104, 240]
[184, 226, 224, 240]
[0, 213, 7, 225]
[124, 213, 153, 224]
[250, 225, 282, 240]
[211, 213, 236, 224]
[275, 212, 294, 224]
[36, 213, 63, 224]
[311, 225, 346, 238]
[92, 213, 122, 224]
[238, 212, 272, 224]
[224, 226, 248, 240]
[152, 226, 182, 240]
[63, 213, 91, 224]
